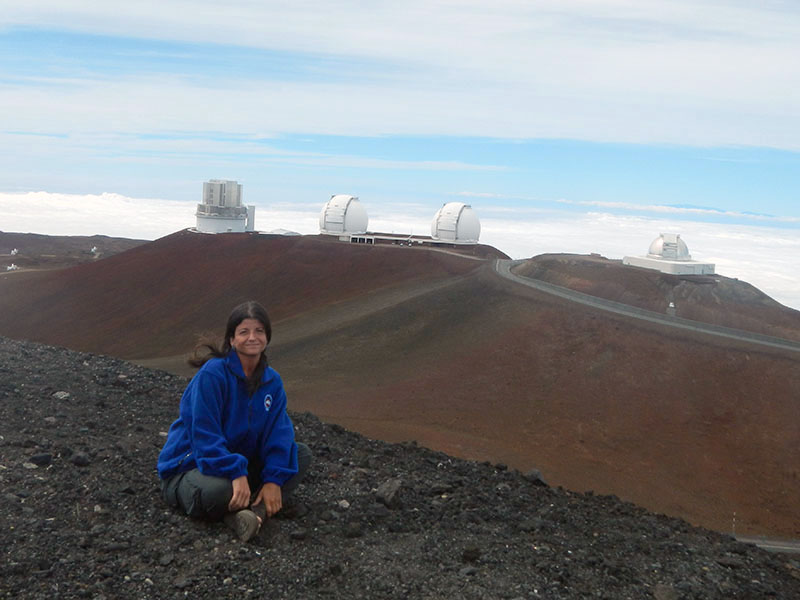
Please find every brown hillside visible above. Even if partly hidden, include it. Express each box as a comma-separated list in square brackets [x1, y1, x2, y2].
[0, 230, 482, 358]
[271, 265, 800, 538]
[0, 233, 798, 538]
[514, 253, 800, 341]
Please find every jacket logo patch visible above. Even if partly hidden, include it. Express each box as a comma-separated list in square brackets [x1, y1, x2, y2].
[264, 394, 273, 413]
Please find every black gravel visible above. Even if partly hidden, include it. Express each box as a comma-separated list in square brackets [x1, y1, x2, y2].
[1, 336, 799, 599]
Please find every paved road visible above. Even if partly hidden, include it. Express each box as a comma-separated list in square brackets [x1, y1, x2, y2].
[493, 259, 800, 354]
[493, 259, 800, 553]
[736, 536, 800, 555]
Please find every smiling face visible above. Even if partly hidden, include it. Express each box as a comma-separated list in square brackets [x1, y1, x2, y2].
[230, 318, 268, 359]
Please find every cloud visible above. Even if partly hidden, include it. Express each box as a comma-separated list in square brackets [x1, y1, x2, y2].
[0, 191, 195, 239]
[2, 1, 800, 148]
[456, 191, 800, 225]
[0, 131, 503, 173]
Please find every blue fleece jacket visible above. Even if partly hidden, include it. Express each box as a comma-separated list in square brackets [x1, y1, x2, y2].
[157, 350, 298, 486]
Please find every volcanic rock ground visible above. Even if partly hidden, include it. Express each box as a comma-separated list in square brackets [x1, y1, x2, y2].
[2, 336, 800, 600]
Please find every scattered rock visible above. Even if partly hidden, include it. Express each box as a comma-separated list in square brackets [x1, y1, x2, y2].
[280, 501, 309, 519]
[717, 556, 746, 569]
[103, 541, 130, 552]
[158, 553, 174, 566]
[70, 452, 91, 467]
[652, 583, 679, 600]
[173, 577, 191, 590]
[318, 509, 337, 522]
[462, 545, 481, 563]
[375, 478, 403, 509]
[387, 519, 409, 533]
[29, 453, 52, 466]
[367, 504, 390, 519]
[523, 468, 548, 487]
[343, 522, 363, 538]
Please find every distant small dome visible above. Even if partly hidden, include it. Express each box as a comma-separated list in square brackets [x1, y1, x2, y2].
[431, 202, 480, 243]
[319, 195, 368, 234]
[647, 233, 691, 261]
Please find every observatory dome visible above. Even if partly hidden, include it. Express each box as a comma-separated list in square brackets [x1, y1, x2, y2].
[319, 195, 368, 235]
[431, 202, 480, 244]
[647, 233, 691, 261]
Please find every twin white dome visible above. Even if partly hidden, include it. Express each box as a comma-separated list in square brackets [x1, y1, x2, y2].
[319, 197, 481, 244]
[431, 202, 481, 243]
[319, 195, 369, 234]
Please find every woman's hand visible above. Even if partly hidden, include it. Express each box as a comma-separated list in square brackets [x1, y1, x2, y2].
[252, 482, 282, 517]
[228, 475, 251, 511]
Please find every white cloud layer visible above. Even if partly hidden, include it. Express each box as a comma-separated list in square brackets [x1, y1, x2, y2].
[2, 191, 798, 311]
[0, 191, 195, 240]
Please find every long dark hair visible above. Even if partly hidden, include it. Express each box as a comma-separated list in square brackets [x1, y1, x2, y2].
[189, 301, 272, 395]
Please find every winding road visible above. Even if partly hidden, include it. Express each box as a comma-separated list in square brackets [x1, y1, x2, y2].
[493, 259, 800, 354]
[493, 258, 800, 554]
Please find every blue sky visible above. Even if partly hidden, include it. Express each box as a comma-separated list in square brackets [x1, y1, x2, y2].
[1, 1, 799, 307]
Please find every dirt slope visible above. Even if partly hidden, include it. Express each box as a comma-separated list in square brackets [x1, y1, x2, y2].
[271, 265, 800, 538]
[0, 230, 482, 358]
[1, 233, 798, 538]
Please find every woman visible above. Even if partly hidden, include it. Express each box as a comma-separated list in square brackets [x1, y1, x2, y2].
[157, 301, 311, 541]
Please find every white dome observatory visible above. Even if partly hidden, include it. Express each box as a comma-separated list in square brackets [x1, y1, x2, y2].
[431, 202, 480, 244]
[623, 233, 714, 275]
[319, 195, 368, 235]
[647, 233, 691, 261]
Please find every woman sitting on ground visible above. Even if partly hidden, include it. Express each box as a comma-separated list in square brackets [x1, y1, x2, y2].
[157, 300, 311, 541]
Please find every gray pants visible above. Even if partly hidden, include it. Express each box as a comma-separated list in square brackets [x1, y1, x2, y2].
[161, 442, 312, 520]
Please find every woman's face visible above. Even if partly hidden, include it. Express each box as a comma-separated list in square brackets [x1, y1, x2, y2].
[230, 318, 268, 358]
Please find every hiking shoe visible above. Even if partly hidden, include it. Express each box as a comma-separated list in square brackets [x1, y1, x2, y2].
[251, 503, 267, 522]
[224, 509, 261, 542]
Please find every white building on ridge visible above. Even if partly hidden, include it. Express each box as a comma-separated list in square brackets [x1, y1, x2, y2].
[195, 179, 255, 233]
[623, 233, 715, 275]
[431, 202, 480, 244]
